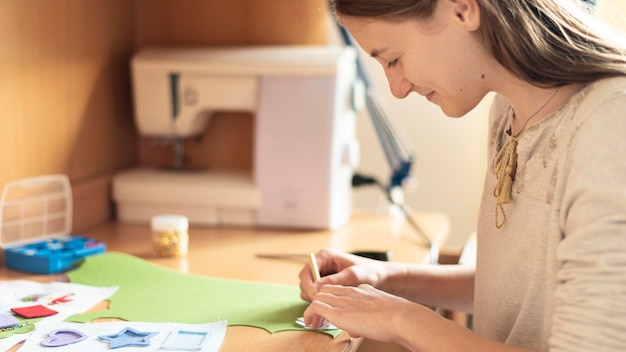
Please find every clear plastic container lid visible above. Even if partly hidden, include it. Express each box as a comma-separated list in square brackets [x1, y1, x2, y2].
[0, 174, 72, 247]
[151, 214, 189, 233]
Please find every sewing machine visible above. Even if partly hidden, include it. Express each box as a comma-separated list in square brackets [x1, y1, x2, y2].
[112, 46, 360, 229]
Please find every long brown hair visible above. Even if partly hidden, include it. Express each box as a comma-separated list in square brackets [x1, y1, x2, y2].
[330, 0, 626, 86]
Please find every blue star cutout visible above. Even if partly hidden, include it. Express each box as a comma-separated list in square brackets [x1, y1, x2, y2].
[98, 327, 159, 349]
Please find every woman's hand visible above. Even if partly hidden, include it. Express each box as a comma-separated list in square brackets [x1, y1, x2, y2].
[298, 248, 388, 302]
[305, 283, 525, 352]
[303, 283, 424, 342]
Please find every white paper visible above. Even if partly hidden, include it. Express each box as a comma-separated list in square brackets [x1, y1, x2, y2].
[0, 280, 118, 351]
[0, 280, 119, 321]
[295, 316, 338, 330]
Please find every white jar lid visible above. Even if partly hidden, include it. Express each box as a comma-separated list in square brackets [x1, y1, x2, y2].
[151, 215, 189, 232]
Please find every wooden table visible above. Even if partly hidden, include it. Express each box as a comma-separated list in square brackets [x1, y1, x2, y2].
[1, 211, 449, 352]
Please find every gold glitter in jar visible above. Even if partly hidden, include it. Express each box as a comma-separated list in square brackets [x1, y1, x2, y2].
[150, 215, 189, 257]
[152, 229, 188, 257]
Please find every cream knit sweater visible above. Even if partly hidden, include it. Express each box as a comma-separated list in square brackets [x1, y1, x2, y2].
[474, 77, 626, 351]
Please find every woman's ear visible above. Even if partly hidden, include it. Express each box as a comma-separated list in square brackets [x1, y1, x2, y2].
[449, 0, 481, 31]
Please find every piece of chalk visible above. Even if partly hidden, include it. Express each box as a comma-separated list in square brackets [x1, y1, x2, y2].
[309, 253, 321, 282]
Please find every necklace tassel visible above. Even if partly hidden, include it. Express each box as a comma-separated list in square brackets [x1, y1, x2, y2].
[493, 138, 518, 228]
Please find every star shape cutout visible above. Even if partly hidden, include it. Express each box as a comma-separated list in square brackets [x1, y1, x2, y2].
[98, 327, 158, 349]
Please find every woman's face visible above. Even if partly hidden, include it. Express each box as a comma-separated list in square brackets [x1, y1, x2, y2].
[341, 1, 495, 117]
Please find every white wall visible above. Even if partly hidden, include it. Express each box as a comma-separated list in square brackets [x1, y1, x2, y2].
[348, 0, 626, 248]
[597, 0, 626, 31]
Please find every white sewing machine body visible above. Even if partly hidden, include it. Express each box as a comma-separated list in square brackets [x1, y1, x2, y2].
[113, 46, 359, 229]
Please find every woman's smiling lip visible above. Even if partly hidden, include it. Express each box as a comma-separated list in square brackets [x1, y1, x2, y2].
[413, 88, 436, 101]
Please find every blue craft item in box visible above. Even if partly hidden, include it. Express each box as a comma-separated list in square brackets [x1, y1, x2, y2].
[5, 235, 106, 274]
[1, 174, 106, 274]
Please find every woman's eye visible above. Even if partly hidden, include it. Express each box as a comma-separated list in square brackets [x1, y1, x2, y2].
[387, 59, 399, 68]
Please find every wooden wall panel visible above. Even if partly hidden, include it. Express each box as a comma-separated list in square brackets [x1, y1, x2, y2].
[134, 0, 329, 47]
[138, 113, 254, 171]
[0, 0, 137, 231]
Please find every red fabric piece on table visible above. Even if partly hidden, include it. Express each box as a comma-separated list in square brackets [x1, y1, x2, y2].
[11, 304, 58, 318]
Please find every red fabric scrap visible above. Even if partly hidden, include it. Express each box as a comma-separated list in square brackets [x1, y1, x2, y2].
[11, 304, 58, 318]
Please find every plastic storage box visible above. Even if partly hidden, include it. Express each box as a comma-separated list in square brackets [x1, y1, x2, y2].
[0, 174, 105, 274]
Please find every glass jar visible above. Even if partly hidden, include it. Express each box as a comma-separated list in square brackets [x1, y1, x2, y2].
[150, 215, 189, 257]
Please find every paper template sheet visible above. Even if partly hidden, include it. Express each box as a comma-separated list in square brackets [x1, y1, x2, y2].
[19, 320, 227, 352]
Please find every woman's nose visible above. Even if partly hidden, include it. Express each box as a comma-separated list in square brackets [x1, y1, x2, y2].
[386, 71, 412, 99]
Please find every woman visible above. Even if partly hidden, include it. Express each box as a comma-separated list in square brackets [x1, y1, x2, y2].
[299, 0, 626, 351]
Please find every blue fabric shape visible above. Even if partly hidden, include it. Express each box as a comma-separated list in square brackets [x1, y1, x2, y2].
[161, 330, 211, 350]
[98, 327, 158, 349]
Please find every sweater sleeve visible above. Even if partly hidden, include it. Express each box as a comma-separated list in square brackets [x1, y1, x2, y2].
[551, 88, 626, 351]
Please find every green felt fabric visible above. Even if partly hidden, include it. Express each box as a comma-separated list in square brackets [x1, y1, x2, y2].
[65, 252, 340, 337]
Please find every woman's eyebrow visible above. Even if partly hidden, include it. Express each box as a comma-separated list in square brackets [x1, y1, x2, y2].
[370, 48, 390, 59]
